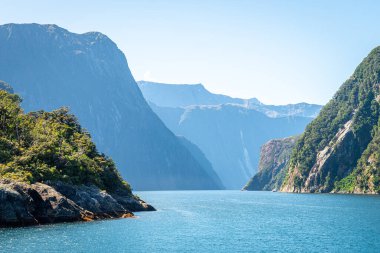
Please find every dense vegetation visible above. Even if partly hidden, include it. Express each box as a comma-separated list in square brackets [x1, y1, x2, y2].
[0, 85, 131, 193]
[282, 46, 380, 193]
[335, 116, 380, 193]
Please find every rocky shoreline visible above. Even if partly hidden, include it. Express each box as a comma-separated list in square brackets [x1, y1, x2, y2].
[0, 180, 155, 227]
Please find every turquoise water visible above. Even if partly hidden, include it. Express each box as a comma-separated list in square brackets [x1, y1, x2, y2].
[1, 191, 380, 252]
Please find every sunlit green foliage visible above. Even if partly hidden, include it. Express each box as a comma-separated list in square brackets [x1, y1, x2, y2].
[284, 47, 380, 192]
[337, 117, 380, 193]
[0, 89, 131, 193]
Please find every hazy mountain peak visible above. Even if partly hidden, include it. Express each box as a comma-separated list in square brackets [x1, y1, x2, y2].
[0, 23, 223, 190]
[137, 80, 261, 108]
[139, 81, 207, 92]
[1, 23, 115, 51]
[138, 80, 322, 118]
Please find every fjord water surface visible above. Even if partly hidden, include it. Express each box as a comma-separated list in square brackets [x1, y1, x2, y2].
[1, 191, 379, 252]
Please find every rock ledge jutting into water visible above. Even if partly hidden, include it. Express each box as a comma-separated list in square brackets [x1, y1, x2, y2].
[0, 180, 155, 227]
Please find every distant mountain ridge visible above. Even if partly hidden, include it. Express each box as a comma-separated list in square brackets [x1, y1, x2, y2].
[138, 81, 321, 118]
[138, 81, 261, 108]
[138, 81, 320, 189]
[0, 23, 223, 190]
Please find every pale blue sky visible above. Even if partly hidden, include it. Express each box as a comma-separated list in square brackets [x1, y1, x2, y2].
[1, 0, 380, 104]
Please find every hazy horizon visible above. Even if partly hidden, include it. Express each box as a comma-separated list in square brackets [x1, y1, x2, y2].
[1, 0, 380, 105]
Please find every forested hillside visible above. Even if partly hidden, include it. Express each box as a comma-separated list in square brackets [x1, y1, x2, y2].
[282, 47, 380, 193]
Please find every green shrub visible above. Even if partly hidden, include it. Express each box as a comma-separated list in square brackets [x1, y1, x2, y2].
[0, 90, 131, 193]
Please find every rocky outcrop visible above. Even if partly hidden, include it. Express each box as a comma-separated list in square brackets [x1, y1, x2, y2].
[243, 136, 298, 191]
[0, 180, 154, 227]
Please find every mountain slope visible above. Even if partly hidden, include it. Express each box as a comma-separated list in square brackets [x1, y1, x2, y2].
[281, 46, 380, 193]
[243, 136, 299, 191]
[177, 137, 224, 189]
[150, 102, 311, 189]
[0, 23, 222, 190]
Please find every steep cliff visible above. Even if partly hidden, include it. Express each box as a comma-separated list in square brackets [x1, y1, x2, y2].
[0, 24, 222, 190]
[177, 137, 224, 189]
[243, 136, 298, 191]
[282, 46, 380, 193]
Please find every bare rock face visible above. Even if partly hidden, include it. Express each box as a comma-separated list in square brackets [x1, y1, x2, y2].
[50, 182, 155, 217]
[243, 136, 299, 191]
[0, 180, 87, 226]
[0, 180, 155, 227]
[0, 182, 37, 226]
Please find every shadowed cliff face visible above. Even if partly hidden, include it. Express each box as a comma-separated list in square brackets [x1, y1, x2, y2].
[243, 136, 299, 191]
[0, 23, 223, 190]
[282, 46, 380, 194]
[138, 81, 322, 118]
